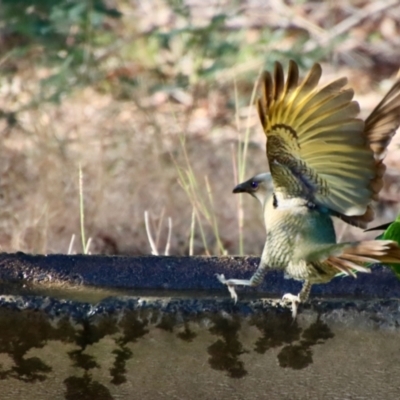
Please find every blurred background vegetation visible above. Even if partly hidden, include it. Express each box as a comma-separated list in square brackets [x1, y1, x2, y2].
[0, 0, 399, 255]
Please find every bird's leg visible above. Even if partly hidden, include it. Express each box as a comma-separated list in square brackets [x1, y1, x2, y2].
[217, 261, 268, 303]
[282, 280, 312, 319]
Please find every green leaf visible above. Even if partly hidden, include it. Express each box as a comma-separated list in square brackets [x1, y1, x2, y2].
[382, 221, 400, 243]
[381, 220, 400, 277]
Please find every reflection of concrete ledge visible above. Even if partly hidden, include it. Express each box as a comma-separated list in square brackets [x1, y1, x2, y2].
[1, 294, 400, 330]
[1, 253, 400, 399]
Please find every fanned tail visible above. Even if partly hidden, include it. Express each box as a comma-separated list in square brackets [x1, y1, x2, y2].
[326, 240, 400, 277]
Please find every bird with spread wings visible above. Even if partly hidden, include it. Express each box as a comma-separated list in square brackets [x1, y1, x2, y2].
[218, 60, 400, 318]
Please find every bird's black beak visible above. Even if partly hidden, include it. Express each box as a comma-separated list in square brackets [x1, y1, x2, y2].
[232, 183, 247, 194]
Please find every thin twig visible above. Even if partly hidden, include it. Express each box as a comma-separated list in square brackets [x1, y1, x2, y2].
[303, 0, 400, 52]
[322, 0, 399, 45]
[144, 210, 159, 255]
[231, 143, 238, 186]
[204, 175, 226, 254]
[233, 67, 263, 255]
[231, 143, 244, 255]
[79, 164, 87, 254]
[164, 217, 173, 256]
[68, 234, 75, 255]
[84, 237, 92, 255]
[240, 65, 264, 181]
[189, 207, 196, 256]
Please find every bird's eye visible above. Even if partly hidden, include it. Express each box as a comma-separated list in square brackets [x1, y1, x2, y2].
[251, 181, 259, 189]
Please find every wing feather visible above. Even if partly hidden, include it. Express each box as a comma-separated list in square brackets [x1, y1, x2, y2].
[259, 61, 400, 222]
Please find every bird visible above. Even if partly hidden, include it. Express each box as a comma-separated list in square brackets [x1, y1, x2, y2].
[217, 60, 400, 318]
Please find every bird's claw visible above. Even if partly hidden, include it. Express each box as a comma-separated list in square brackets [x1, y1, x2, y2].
[216, 273, 227, 284]
[216, 274, 238, 303]
[281, 293, 301, 319]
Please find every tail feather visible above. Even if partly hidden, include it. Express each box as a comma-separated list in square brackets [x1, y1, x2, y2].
[326, 257, 368, 277]
[344, 240, 400, 260]
[326, 258, 358, 278]
[339, 253, 379, 264]
[326, 240, 400, 277]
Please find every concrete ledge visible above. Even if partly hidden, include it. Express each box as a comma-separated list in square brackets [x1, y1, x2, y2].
[1, 252, 400, 298]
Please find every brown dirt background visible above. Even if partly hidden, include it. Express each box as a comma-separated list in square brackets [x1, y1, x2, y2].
[0, 0, 399, 255]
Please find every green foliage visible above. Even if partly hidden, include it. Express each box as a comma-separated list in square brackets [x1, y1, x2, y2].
[0, 1, 330, 119]
[2, 0, 121, 55]
[1, 0, 121, 104]
[154, 13, 239, 81]
[148, 16, 329, 89]
[380, 214, 400, 278]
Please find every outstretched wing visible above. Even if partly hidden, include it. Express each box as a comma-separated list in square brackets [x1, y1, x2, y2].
[345, 78, 400, 226]
[257, 60, 376, 217]
[365, 79, 400, 160]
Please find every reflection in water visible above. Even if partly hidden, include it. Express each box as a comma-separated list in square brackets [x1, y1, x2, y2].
[277, 344, 313, 369]
[176, 322, 197, 342]
[251, 310, 302, 353]
[0, 301, 337, 398]
[277, 317, 334, 369]
[0, 308, 58, 382]
[250, 310, 334, 369]
[111, 310, 149, 385]
[207, 314, 248, 378]
[301, 317, 335, 345]
[156, 314, 176, 332]
[64, 372, 114, 400]
[66, 316, 118, 399]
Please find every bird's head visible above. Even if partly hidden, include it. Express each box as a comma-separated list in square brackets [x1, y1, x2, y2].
[233, 172, 271, 206]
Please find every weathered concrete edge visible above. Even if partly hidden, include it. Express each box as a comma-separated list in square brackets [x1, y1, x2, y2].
[0, 293, 399, 330]
[0, 252, 400, 298]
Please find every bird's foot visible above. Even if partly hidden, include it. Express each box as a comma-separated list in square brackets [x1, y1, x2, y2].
[216, 274, 238, 303]
[281, 293, 301, 319]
